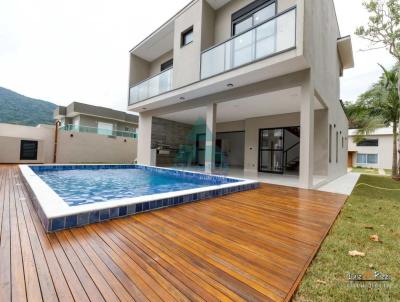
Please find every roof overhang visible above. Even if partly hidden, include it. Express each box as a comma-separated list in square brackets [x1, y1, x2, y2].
[129, 0, 231, 61]
[337, 36, 354, 70]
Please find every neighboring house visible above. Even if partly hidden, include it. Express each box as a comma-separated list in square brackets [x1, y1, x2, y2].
[127, 0, 354, 189]
[0, 103, 139, 164]
[54, 102, 138, 137]
[348, 128, 393, 170]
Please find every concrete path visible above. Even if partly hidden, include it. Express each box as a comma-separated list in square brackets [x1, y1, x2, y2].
[318, 173, 361, 196]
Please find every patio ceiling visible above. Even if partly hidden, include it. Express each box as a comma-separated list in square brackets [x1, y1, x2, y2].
[159, 87, 324, 124]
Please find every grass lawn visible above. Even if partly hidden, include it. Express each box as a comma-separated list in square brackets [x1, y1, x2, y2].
[351, 167, 380, 175]
[294, 175, 400, 302]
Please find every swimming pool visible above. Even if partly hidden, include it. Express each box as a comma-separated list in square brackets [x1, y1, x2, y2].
[20, 164, 259, 232]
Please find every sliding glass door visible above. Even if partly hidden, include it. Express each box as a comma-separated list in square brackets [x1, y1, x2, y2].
[259, 128, 284, 173]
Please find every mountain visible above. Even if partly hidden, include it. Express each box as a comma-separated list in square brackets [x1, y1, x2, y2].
[0, 87, 58, 127]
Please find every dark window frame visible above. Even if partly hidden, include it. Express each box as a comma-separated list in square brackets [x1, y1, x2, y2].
[181, 26, 194, 47]
[20, 140, 38, 160]
[160, 58, 173, 72]
[356, 139, 379, 147]
[231, 0, 277, 36]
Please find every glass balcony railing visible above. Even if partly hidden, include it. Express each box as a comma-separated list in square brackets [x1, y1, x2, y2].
[201, 7, 296, 79]
[129, 68, 173, 105]
[60, 124, 138, 139]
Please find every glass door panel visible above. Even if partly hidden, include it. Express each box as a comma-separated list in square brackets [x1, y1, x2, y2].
[259, 128, 284, 173]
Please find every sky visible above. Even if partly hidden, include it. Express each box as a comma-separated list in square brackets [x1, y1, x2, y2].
[0, 0, 397, 111]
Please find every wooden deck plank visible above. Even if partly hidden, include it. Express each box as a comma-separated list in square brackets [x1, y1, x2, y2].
[0, 168, 12, 302]
[0, 165, 347, 302]
[9, 169, 27, 302]
[14, 174, 43, 302]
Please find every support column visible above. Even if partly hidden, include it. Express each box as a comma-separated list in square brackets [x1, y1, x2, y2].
[137, 113, 152, 165]
[299, 75, 314, 189]
[205, 103, 217, 174]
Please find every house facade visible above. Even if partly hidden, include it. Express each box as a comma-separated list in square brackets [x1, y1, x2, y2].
[55, 102, 138, 138]
[348, 128, 394, 170]
[127, 0, 354, 189]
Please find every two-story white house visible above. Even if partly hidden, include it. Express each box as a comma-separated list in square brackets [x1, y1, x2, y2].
[127, 0, 354, 189]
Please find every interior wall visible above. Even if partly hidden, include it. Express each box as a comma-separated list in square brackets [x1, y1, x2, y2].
[217, 131, 245, 167]
[244, 112, 300, 171]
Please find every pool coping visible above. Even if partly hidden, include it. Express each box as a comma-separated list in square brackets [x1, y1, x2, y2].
[19, 164, 259, 232]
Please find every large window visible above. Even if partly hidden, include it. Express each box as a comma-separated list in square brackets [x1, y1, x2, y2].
[357, 153, 378, 165]
[356, 139, 379, 147]
[20, 140, 38, 160]
[97, 122, 114, 136]
[232, 0, 276, 36]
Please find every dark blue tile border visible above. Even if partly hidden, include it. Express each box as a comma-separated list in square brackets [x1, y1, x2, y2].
[21, 165, 260, 232]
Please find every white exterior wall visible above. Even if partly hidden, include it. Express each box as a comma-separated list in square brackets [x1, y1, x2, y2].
[348, 134, 393, 169]
[303, 0, 349, 181]
[56, 132, 137, 164]
[0, 123, 137, 164]
[0, 123, 55, 164]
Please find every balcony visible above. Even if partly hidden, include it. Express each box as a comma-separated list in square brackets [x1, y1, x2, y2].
[201, 7, 296, 79]
[129, 68, 173, 105]
[60, 125, 137, 139]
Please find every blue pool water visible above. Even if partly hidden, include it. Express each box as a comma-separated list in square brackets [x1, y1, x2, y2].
[35, 167, 233, 206]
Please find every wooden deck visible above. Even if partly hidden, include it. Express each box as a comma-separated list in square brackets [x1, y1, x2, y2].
[0, 165, 347, 302]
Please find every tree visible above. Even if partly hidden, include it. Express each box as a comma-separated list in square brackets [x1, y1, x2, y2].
[355, 0, 400, 86]
[349, 65, 400, 178]
[355, 0, 400, 178]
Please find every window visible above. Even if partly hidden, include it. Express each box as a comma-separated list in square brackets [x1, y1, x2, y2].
[232, 0, 276, 36]
[336, 131, 339, 163]
[356, 139, 379, 147]
[20, 140, 38, 160]
[181, 27, 193, 47]
[357, 154, 378, 165]
[97, 122, 113, 136]
[160, 59, 173, 71]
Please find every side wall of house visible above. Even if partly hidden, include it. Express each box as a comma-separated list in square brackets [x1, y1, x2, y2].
[304, 0, 348, 181]
[348, 135, 393, 169]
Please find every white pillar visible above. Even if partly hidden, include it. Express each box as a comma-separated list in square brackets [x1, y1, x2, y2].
[205, 103, 217, 174]
[137, 113, 152, 165]
[299, 76, 314, 189]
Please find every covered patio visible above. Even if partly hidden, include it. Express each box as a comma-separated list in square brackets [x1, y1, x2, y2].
[139, 71, 334, 189]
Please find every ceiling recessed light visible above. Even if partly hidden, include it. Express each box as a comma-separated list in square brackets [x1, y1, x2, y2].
[179, 97, 185, 100]
[227, 83, 234, 88]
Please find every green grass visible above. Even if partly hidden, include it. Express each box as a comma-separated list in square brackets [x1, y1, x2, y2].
[385, 169, 393, 176]
[294, 175, 400, 302]
[351, 167, 380, 175]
